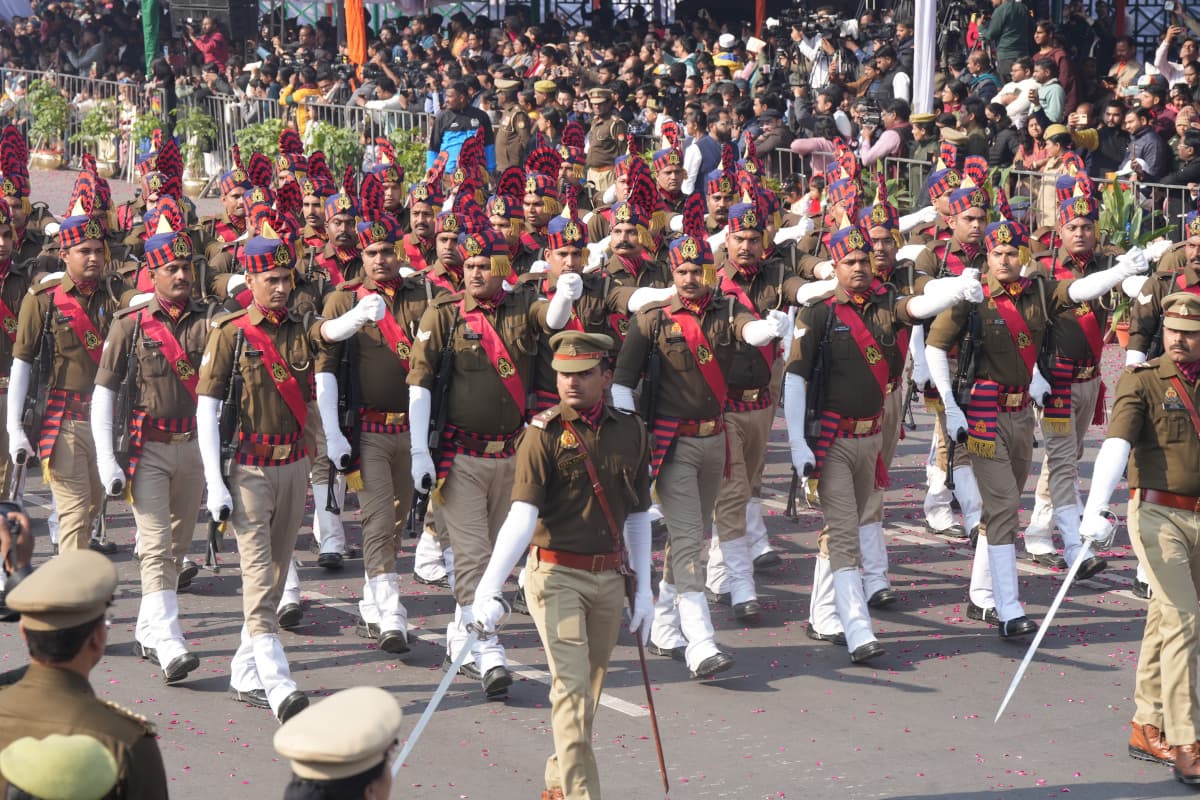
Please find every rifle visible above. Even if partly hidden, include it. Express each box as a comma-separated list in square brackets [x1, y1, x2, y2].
[415, 311, 461, 508]
[637, 313, 664, 429]
[784, 466, 800, 520]
[206, 329, 245, 572]
[803, 304, 837, 449]
[111, 313, 142, 493]
[946, 306, 981, 491]
[902, 378, 918, 431]
[18, 299, 54, 466]
[328, 331, 361, 515]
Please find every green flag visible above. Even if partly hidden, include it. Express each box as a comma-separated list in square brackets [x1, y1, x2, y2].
[142, 0, 159, 76]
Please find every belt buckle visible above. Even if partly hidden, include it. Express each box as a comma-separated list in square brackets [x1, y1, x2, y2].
[484, 439, 506, 455]
[854, 419, 875, 435]
[886, 380, 897, 394]
[591, 554, 608, 572]
[697, 420, 716, 436]
[270, 444, 293, 460]
[385, 412, 407, 426]
[1077, 365, 1095, 379]
[1004, 393, 1023, 408]
[741, 389, 760, 403]
[170, 431, 191, 444]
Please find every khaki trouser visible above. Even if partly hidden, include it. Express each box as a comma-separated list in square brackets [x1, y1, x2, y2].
[0, 393, 12, 496]
[230, 459, 309, 636]
[864, 387, 903, 525]
[48, 418, 102, 552]
[817, 433, 881, 571]
[586, 167, 614, 197]
[1032, 377, 1100, 509]
[359, 430, 413, 578]
[713, 405, 773, 542]
[131, 439, 205, 594]
[526, 556, 625, 800]
[1129, 495, 1200, 745]
[438, 453, 515, 606]
[303, 399, 332, 485]
[932, 405, 972, 472]
[658, 433, 725, 593]
[971, 407, 1034, 547]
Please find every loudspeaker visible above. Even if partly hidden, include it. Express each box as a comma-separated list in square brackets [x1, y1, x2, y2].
[170, 0, 257, 42]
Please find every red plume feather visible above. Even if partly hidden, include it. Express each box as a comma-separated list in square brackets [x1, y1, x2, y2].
[279, 128, 303, 156]
[496, 166, 524, 199]
[360, 172, 384, 221]
[662, 120, 680, 150]
[247, 152, 273, 188]
[681, 193, 705, 240]
[561, 121, 586, 150]
[962, 155, 988, 188]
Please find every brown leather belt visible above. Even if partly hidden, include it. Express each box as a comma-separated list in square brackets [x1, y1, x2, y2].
[240, 441, 298, 460]
[676, 418, 723, 437]
[361, 409, 409, 427]
[1073, 364, 1097, 381]
[143, 427, 196, 444]
[531, 545, 625, 573]
[65, 397, 91, 417]
[452, 431, 516, 455]
[1135, 488, 1200, 512]
[998, 390, 1030, 410]
[836, 415, 882, 435]
[728, 387, 766, 403]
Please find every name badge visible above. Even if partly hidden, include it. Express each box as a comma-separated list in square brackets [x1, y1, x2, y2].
[463, 331, 482, 340]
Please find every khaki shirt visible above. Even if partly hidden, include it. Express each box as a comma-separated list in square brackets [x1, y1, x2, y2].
[905, 218, 951, 246]
[95, 297, 209, 419]
[14, 273, 127, 393]
[613, 293, 758, 420]
[586, 112, 628, 169]
[522, 273, 624, 395]
[495, 106, 532, 172]
[603, 254, 672, 311]
[913, 236, 988, 278]
[720, 260, 805, 390]
[513, 402, 652, 554]
[317, 275, 444, 412]
[926, 274, 1075, 387]
[1029, 246, 1112, 363]
[1110, 359, 1200, 495]
[196, 305, 326, 437]
[787, 285, 916, 418]
[0, 664, 167, 800]
[407, 289, 548, 436]
[1129, 262, 1198, 356]
[0, 263, 34, 375]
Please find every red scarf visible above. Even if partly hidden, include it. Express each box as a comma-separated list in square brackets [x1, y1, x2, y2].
[617, 254, 643, 276]
[254, 301, 287, 326]
[375, 277, 403, 296]
[74, 280, 97, 296]
[473, 290, 506, 313]
[577, 401, 604, 429]
[1180, 360, 1200, 384]
[156, 293, 187, 320]
[335, 246, 359, 264]
[960, 242, 980, 262]
[679, 290, 713, 315]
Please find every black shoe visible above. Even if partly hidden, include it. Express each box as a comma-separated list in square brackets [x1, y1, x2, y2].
[278, 603, 304, 630]
[89, 538, 117, 555]
[1030, 552, 1068, 570]
[482, 666, 513, 698]
[511, 587, 529, 615]
[651, 519, 669, 546]
[342, 545, 360, 559]
[443, 653, 482, 681]
[733, 600, 761, 624]
[966, 601, 1000, 625]
[355, 620, 380, 640]
[926, 523, 966, 538]
[690, 652, 735, 679]
[647, 643, 686, 661]
[413, 573, 450, 589]
[805, 624, 846, 646]
[849, 640, 887, 663]
[999, 616, 1038, 638]
[277, 690, 308, 723]
[867, 588, 899, 608]
[1133, 580, 1153, 600]
[177, 560, 199, 591]
[705, 589, 731, 606]
[163, 652, 200, 684]
[230, 688, 270, 709]
[753, 551, 782, 571]
[317, 552, 344, 570]
[1077, 556, 1108, 582]
[379, 630, 410, 655]
[133, 640, 160, 666]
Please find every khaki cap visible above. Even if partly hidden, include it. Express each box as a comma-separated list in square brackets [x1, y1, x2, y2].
[274, 687, 403, 781]
[940, 128, 967, 145]
[911, 112, 936, 124]
[587, 87, 613, 102]
[1163, 291, 1200, 332]
[1043, 123, 1072, 140]
[534, 79, 557, 94]
[0, 735, 118, 800]
[7, 550, 116, 631]
[495, 78, 521, 91]
[550, 331, 614, 372]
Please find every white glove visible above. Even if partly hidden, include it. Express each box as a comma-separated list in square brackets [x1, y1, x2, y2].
[586, 237, 610, 271]
[896, 243, 928, 263]
[411, 450, 436, 493]
[226, 273, 246, 294]
[1030, 365, 1051, 407]
[623, 510, 652, 644]
[795, 277, 837, 306]
[321, 293, 387, 341]
[39, 271, 64, 284]
[628, 588, 653, 644]
[314, 372, 350, 469]
[205, 478, 233, 522]
[707, 226, 728, 253]
[1144, 238, 1172, 263]
[408, 385, 435, 492]
[127, 292, 153, 308]
[471, 595, 507, 634]
[783, 373, 815, 474]
[601, 184, 616, 205]
[742, 313, 789, 346]
[1126, 349, 1148, 366]
[98, 456, 125, 497]
[1082, 437, 1132, 524]
[773, 215, 815, 244]
[326, 429, 352, 471]
[545, 272, 583, 329]
[611, 383, 637, 413]
[1079, 511, 1117, 550]
[1069, 247, 1149, 302]
[473, 500, 540, 633]
[196, 394, 231, 521]
[627, 285, 675, 312]
[959, 276, 984, 304]
[812, 260, 833, 280]
[668, 214, 683, 233]
[6, 359, 31, 464]
[528, 259, 549, 275]
[555, 272, 584, 300]
[399, 266, 417, 278]
[1121, 275, 1148, 298]
[944, 402, 968, 442]
[1116, 247, 1149, 278]
[898, 204, 938, 233]
[90, 385, 125, 496]
[907, 274, 968, 319]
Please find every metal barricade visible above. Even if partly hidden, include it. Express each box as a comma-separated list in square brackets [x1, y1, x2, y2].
[881, 156, 934, 212]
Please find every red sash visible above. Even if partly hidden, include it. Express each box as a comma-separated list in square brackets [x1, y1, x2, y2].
[319, 255, 346, 286]
[139, 308, 199, 400]
[1051, 259, 1104, 362]
[136, 265, 154, 293]
[985, 281, 1037, 377]
[232, 316, 308, 428]
[404, 235, 430, 271]
[0, 288, 18, 343]
[1176, 274, 1200, 297]
[213, 218, 244, 244]
[460, 299, 526, 415]
[356, 285, 413, 369]
[52, 285, 104, 364]
[831, 300, 889, 396]
[664, 305, 727, 407]
[425, 268, 457, 293]
[720, 272, 775, 369]
[543, 280, 584, 332]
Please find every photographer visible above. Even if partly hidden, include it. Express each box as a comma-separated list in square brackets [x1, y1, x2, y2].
[184, 16, 229, 70]
[857, 98, 912, 167]
[1156, 25, 1198, 86]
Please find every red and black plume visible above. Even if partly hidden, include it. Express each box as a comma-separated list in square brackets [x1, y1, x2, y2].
[662, 120, 680, 150]
[496, 166, 524, 199]
[360, 172, 384, 221]
[248, 152, 273, 188]
[962, 155, 988, 188]
[525, 144, 562, 180]
[681, 192, 705, 240]
[341, 165, 358, 203]
[276, 180, 302, 223]
[719, 143, 735, 174]
[279, 128, 303, 156]
[561, 121, 586, 150]
[232, 144, 246, 174]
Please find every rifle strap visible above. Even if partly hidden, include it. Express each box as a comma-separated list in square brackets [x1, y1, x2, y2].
[1169, 375, 1200, 443]
[560, 418, 630, 575]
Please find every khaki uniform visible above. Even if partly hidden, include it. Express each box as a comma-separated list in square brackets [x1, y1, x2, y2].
[13, 273, 126, 551]
[1128, 262, 1199, 359]
[514, 402, 650, 799]
[495, 104, 532, 172]
[0, 664, 168, 799]
[585, 112, 628, 195]
[1109, 358, 1200, 745]
[0, 261, 33, 494]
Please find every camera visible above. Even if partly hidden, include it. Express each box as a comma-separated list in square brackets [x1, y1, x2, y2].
[861, 23, 895, 41]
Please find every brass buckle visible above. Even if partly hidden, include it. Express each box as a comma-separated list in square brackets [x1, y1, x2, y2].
[483, 439, 506, 455]
[169, 431, 193, 444]
[740, 388, 760, 403]
[1075, 365, 1095, 380]
[1003, 393, 1025, 408]
[591, 554, 609, 572]
[697, 420, 717, 436]
[854, 419, 876, 435]
[385, 412, 408, 426]
[270, 444, 293, 460]
[886, 380, 897, 394]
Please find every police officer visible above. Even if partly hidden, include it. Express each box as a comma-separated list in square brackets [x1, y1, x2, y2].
[318, 212, 445, 655]
[472, 331, 653, 800]
[7, 190, 126, 553]
[0, 127, 45, 267]
[585, 88, 627, 198]
[197, 222, 384, 722]
[316, 179, 363, 287]
[1078, 290, 1200, 784]
[494, 79, 532, 173]
[202, 149, 252, 259]
[298, 155, 336, 252]
[926, 220, 1145, 636]
[91, 225, 207, 684]
[403, 176, 444, 274]
[0, 550, 168, 799]
[0, 199, 33, 500]
[650, 138, 686, 216]
[408, 228, 577, 697]
[522, 172, 561, 260]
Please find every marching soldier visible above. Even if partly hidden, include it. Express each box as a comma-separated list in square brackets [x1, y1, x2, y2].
[650, 132, 686, 216]
[408, 228, 577, 697]
[91, 223, 207, 684]
[315, 174, 363, 287]
[1078, 290, 1200, 784]
[201, 147, 252, 259]
[367, 143, 407, 221]
[196, 222, 384, 722]
[522, 171, 561, 261]
[0, 126, 46, 266]
[298, 153, 336, 251]
[612, 201, 788, 678]
[0, 199, 34, 500]
[403, 175, 444, 274]
[472, 330, 653, 800]
[494, 79, 532, 173]
[7, 187, 127, 553]
[925, 218, 1145, 636]
[585, 88, 627, 199]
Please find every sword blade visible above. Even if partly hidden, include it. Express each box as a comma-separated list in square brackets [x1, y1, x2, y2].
[391, 628, 481, 775]
[994, 543, 1093, 723]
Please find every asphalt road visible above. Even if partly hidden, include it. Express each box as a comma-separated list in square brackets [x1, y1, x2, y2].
[0, 168, 1187, 800]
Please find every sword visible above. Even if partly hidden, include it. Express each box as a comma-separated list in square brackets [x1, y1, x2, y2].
[994, 513, 1116, 723]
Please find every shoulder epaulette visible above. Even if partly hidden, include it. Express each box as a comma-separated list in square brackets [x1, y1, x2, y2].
[430, 291, 463, 308]
[1131, 360, 1157, 371]
[337, 278, 365, 292]
[114, 301, 148, 319]
[102, 699, 157, 735]
[531, 406, 562, 429]
[640, 300, 672, 314]
[29, 278, 61, 295]
[211, 309, 249, 329]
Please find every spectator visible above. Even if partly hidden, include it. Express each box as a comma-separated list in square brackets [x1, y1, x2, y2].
[753, 109, 793, 176]
[186, 16, 230, 69]
[1122, 105, 1172, 182]
[1139, 80, 1177, 141]
[1034, 20, 1078, 111]
[961, 98, 990, 157]
[1037, 123, 1081, 225]
[62, 29, 105, 76]
[1155, 25, 1198, 86]
[858, 98, 911, 166]
[1030, 57, 1066, 123]
[941, 80, 968, 116]
[998, 56, 1040, 129]
[966, 52, 1002, 104]
[1107, 35, 1141, 92]
[280, 65, 322, 134]
[983, 0, 1033, 78]
[893, 18, 915, 73]
[1015, 114, 1050, 171]
[426, 80, 495, 172]
[1161, 127, 1200, 190]
[1089, 98, 1131, 176]
[681, 108, 718, 195]
[871, 46, 911, 104]
[988, 102, 1022, 165]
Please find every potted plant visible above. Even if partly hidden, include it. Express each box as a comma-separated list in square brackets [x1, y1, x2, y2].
[234, 118, 286, 162]
[305, 121, 364, 175]
[26, 79, 69, 170]
[73, 100, 120, 177]
[388, 127, 431, 182]
[1098, 179, 1172, 347]
[175, 106, 218, 197]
